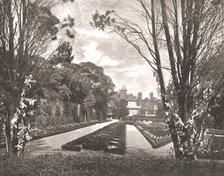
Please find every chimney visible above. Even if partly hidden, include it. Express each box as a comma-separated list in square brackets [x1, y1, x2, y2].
[137, 92, 142, 106]
[119, 85, 127, 99]
[150, 92, 154, 99]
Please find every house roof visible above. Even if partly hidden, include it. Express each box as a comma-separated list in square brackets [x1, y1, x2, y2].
[126, 94, 137, 101]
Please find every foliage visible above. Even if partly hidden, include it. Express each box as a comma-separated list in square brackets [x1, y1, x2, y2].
[0, 0, 60, 156]
[209, 91, 224, 129]
[1, 154, 224, 176]
[34, 61, 115, 123]
[50, 42, 74, 65]
[79, 62, 115, 120]
[33, 41, 115, 124]
[112, 98, 129, 118]
[91, 0, 224, 159]
[62, 122, 126, 154]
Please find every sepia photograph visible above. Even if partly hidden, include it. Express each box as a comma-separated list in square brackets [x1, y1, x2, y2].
[0, 0, 224, 175]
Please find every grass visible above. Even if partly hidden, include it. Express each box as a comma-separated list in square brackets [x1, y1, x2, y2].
[0, 153, 224, 176]
[62, 122, 126, 154]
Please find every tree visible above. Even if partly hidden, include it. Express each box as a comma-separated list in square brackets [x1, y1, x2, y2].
[80, 62, 115, 120]
[34, 59, 115, 124]
[0, 0, 59, 156]
[50, 42, 74, 65]
[113, 98, 129, 118]
[92, 0, 224, 159]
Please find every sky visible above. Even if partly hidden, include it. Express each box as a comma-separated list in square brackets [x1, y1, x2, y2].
[50, 0, 170, 98]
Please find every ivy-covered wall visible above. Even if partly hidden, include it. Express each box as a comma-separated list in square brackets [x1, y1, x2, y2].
[34, 98, 97, 127]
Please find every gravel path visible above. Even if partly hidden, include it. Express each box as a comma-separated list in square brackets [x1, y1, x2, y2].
[126, 124, 173, 156]
[25, 120, 118, 156]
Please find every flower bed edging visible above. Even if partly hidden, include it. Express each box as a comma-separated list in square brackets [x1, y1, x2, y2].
[62, 122, 126, 154]
[135, 125, 172, 148]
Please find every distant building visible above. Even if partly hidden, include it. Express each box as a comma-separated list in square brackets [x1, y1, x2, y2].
[109, 86, 158, 117]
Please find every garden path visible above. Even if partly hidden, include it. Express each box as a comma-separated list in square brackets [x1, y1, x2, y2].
[126, 124, 173, 156]
[25, 120, 118, 156]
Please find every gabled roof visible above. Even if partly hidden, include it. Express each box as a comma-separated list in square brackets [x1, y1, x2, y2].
[126, 94, 137, 101]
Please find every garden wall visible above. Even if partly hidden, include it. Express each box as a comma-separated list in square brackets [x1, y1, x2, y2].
[34, 98, 97, 127]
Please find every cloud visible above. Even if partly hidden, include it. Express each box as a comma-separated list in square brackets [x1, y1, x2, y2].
[99, 56, 119, 66]
[109, 64, 151, 77]
[75, 41, 119, 67]
[75, 28, 110, 39]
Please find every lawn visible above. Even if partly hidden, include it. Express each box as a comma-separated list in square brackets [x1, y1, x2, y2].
[0, 153, 223, 176]
[62, 122, 126, 154]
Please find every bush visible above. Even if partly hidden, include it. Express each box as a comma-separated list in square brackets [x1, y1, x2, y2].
[62, 122, 126, 154]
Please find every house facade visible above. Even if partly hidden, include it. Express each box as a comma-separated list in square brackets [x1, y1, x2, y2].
[109, 86, 158, 117]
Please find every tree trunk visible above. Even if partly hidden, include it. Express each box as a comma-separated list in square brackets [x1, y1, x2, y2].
[4, 114, 13, 155]
[168, 118, 183, 159]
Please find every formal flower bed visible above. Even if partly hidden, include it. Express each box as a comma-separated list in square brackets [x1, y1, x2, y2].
[134, 122, 171, 148]
[62, 122, 126, 154]
[30, 121, 104, 140]
[197, 136, 224, 160]
[0, 120, 110, 149]
[207, 129, 224, 135]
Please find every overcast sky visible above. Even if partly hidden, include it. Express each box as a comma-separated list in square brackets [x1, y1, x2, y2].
[51, 0, 170, 98]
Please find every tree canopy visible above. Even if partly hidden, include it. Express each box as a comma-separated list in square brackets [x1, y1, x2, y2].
[0, 0, 60, 156]
[91, 0, 224, 159]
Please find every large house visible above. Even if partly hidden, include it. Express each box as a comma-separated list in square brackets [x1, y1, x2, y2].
[109, 86, 158, 117]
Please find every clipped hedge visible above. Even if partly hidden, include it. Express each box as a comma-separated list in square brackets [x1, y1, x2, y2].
[62, 122, 126, 154]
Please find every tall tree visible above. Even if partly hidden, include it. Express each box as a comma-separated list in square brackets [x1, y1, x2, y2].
[113, 98, 129, 118]
[80, 62, 115, 120]
[0, 0, 59, 156]
[92, 0, 224, 159]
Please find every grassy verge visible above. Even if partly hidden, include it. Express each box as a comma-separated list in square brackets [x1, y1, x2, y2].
[62, 122, 126, 154]
[0, 153, 224, 176]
